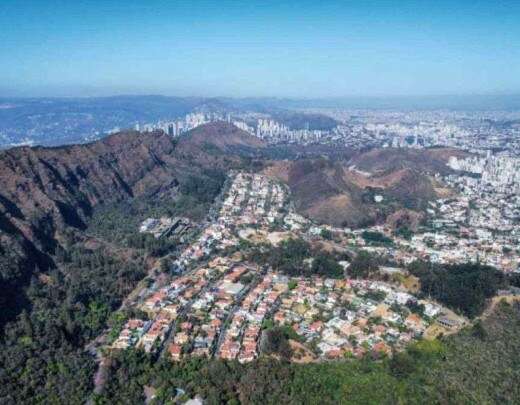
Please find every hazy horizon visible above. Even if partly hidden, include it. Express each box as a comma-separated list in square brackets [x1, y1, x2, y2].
[2, 93, 520, 112]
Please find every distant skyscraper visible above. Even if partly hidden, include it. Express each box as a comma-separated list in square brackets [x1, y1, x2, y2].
[135, 123, 140, 131]
[168, 124, 174, 136]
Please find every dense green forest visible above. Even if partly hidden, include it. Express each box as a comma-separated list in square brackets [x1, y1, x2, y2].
[409, 261, 506, 318]
[0, 242, 145, 403]
[361, 230, 394, 246]
[347, 250, 383, 279]
[249, 238, 345, 278]
[96, 301, 520, 404]
[88, 168, 227, 247]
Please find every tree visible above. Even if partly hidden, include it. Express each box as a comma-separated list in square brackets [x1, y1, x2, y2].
[320, 229, 333, 240]
[348, 250, 379, 279]
[362, 231, 393, 246]
[311, 253, 344, 278]
[262, 327, 293, 359]
[408, 261, 505, 318]
[390, 352, 416, 378]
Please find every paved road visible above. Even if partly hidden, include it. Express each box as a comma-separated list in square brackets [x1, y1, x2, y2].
[213, 265, 268, 356]
[156, 262, 214, 359]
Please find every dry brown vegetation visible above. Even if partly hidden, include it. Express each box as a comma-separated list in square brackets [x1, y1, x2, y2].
[263, 147, 461, 228]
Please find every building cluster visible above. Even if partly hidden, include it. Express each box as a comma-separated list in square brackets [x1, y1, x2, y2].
[251, 118, 330, 144]
[219, 172, 287, 226]
[217, 273, 285, 362]
[139, 216, 192, 239]
[448, 153, 520, 194]
[136, 108, 520, 153]
[107, 170, 462, 364]
[169, 173, 287, 274]
[111, 319, 150, 350]
[109, 173, 289, 356]
[137, 111, 338, 146]
[167, 263, 255, 361]
[138, 112, 229, 136]
[316, 200, 519, 274]
[315, 154, 520, 272]
[310, 109, 520, 154]
[255, 119, 289, 137]
[265, 109, 515, 154]
[422, 154, 520, 271]
[272, 277, 446, 359]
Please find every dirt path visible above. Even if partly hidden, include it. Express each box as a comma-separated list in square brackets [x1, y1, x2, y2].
[480, 295, 520, 320]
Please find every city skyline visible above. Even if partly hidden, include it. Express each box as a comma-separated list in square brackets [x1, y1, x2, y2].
[1, 0, 519, 98]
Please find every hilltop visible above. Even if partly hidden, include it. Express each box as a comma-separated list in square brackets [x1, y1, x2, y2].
[178, 121, 265, 151]
[348, 147, 469, 175]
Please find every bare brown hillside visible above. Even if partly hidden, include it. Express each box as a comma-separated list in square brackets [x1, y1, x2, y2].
[265, 147, 464, 227]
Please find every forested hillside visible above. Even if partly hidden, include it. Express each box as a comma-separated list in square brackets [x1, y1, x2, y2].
[0, 122, 262, 329]
[0, 122, 264, 404]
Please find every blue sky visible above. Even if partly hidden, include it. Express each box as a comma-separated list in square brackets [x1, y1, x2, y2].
[1, 0, 519, 97]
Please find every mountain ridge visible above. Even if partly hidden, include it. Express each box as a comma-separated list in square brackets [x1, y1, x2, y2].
[0, 121, 263, 328]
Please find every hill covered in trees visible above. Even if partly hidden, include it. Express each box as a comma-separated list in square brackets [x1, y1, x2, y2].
[0, 122, 264, 329]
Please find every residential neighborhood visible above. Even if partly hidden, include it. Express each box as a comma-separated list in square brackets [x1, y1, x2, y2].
[106, 172, 466, 363]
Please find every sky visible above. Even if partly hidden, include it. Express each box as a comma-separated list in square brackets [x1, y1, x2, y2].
[1, 0, 519, 98]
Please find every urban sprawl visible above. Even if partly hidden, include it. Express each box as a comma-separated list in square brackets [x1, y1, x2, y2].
[106, 172, 479, 364]
[96, 107, 520, 366]
[131, 109, 520, 156]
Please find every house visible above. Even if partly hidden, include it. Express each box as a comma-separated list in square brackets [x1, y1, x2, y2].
[174, 332, 189, 345]
[180, 322, 193, 332]
[405, 314, 425, 332]
[437, 316, 462, 329]
[169, 344, 182, 361]
[238, 350, 256, 363]
[309, 321, 324, 333]
[220, 281, 245, 296]
[421, 301, 442, 318]
[274, 311, 286, 324]
[372, 341, 391, 356]
[325, 348, 344, 359]
[210, 319, 222, 329]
